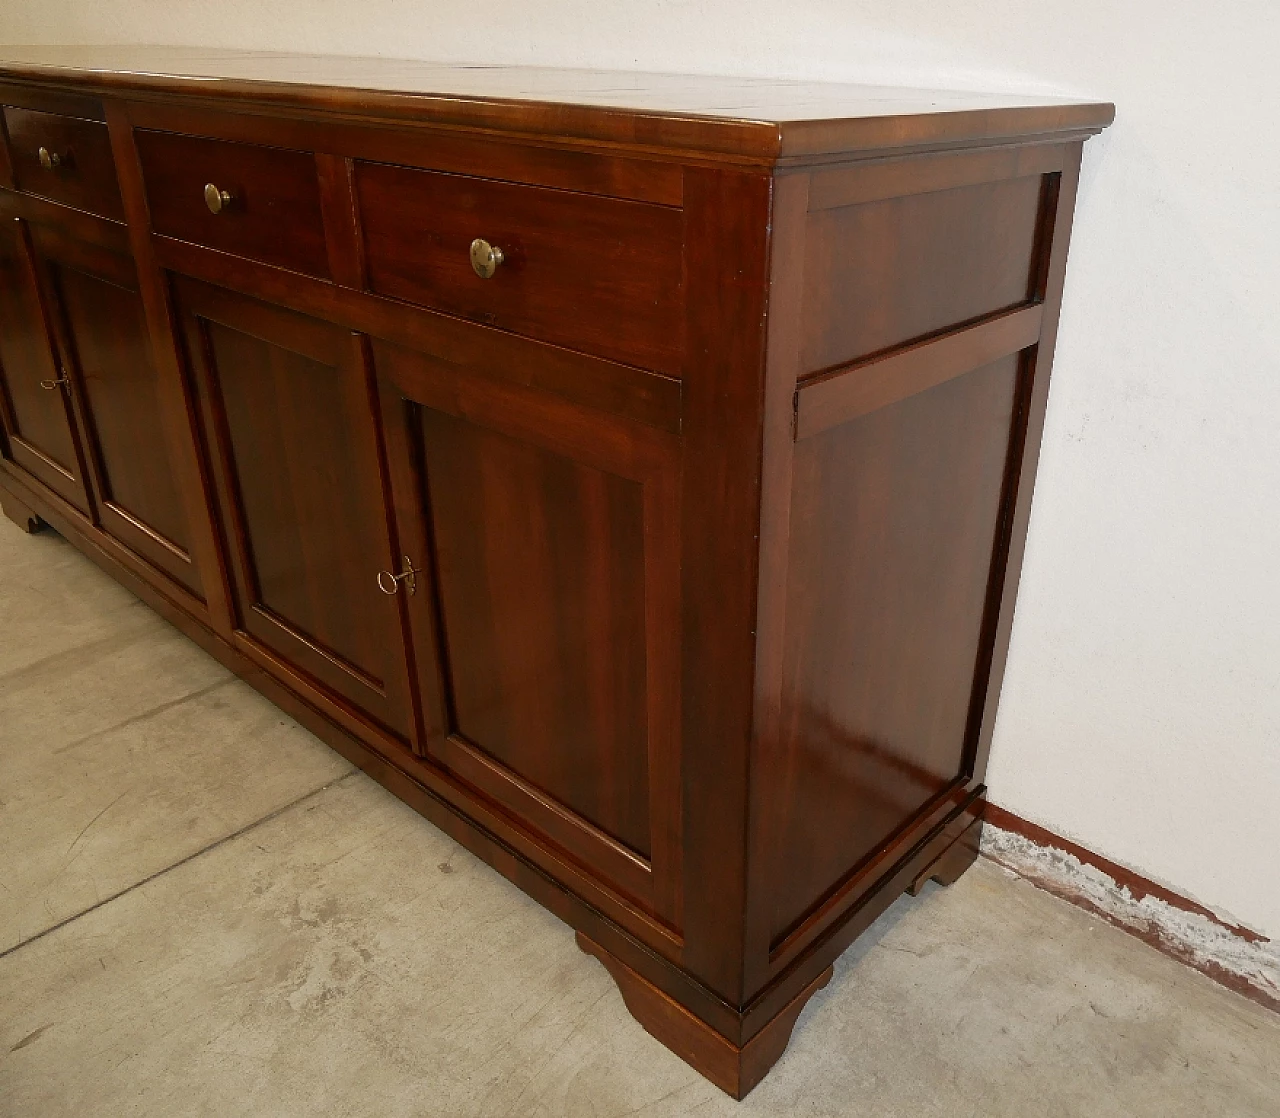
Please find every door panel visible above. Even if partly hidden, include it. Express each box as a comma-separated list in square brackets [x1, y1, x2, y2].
[176, 277, 416, 741]
[374, 338, 683, 922]
[0, 218, 91, 513]
[424, 408, 652, 856]
[40, 240, 202, 597]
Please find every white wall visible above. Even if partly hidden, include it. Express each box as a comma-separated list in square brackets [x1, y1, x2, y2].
[3, 2, 1278, 940]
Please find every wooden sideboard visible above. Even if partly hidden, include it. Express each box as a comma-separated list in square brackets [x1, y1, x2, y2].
[0, 47, 1112, 1097]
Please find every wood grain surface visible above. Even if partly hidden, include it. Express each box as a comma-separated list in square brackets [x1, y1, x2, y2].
[0, 52, 1110, 1098]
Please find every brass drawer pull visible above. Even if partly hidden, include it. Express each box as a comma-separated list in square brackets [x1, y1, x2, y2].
[204, 183, 234, 214]
[37, 146, 64, 171]
[377, 556, 421, 596]
[469, 237, 505, 279]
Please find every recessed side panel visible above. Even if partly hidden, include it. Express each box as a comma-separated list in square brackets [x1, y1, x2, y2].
[421, 408, 653, 859]
[764, 353, 1021, 948]
[801, 174, 1043, 374]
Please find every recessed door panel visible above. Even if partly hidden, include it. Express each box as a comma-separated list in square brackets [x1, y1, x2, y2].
[374, 338, 682, 921]
[424, 408, 652, 857]
[45, 248, 202, 598]
[176, 278, 415, 741]
[0, 218, 90, 513]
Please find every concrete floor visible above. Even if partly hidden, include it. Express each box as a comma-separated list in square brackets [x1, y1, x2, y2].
[1, 519, 1278, 1118]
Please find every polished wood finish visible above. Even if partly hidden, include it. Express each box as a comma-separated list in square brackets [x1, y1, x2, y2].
[796, 303, 1043, 438]
[764, 353, 1021, 948]
[37, 234, 202, 596]
[175, 278, 416, 741]
[104, 99, 232, 633]
[2, 105, 123, 220]
[150, 233, 684, 434]
[908, 817, 984, 896]
[678, 166, 774, 1000]
[124, 97, 685, 207]
[356, 161, 684, 373]
[0, 482, 43, 532]
[135, 129, 330, 277]
[0, 48, 1111, 1098]
[0, 216, 93, 514]
[373, 336, 683, 917]
[577, 931, 834, 1100]
[801, 170, 1044, 373]
[0, 47, 1113, 161]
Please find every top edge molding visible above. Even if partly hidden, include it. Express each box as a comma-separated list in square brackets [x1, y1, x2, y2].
[0, 46, 1115, 164]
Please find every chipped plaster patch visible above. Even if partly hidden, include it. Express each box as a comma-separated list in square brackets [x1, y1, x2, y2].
[981, 825, 1280, 1014]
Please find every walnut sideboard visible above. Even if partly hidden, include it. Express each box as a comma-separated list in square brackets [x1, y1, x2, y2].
[0, 47, 1112, 1097]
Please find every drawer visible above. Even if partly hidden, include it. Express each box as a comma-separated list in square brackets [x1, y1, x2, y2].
[3, 107, 123, 220]
[354, 161, 684, 375]
[134, 130, 330, 278]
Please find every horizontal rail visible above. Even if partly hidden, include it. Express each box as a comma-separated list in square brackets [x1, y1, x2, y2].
[795, 303, 1043, 439]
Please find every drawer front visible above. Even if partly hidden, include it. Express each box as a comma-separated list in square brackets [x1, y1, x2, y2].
[3, 107, 123, 220]
[135, 130, 330, 278]
[355, 162, 684, 375]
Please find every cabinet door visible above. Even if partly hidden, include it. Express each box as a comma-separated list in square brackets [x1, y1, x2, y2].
[373, 339, 683, 922]
[36, 233, 202, 598]
[175, 277, 416, 742]
[0, 217, 91, 514]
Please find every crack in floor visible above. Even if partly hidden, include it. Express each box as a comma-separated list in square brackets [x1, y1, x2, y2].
[0, 770, 360, 964]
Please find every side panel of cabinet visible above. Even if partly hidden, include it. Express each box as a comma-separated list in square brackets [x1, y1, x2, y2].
[33, 231, 203, 598]
[744, 154, 1075, 993]
[764, 353, 1021, 951]
[0, 217, 91, 514]
[174, 276, 417, 742]
[373, 339, 683, 927]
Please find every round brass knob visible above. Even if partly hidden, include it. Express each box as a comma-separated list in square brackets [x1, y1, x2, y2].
[204, 183, 233, 214]
[469, 238, 505, 279]
[37, 146, 61, 171]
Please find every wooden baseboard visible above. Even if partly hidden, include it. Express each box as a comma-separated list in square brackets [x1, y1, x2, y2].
[982, 804, 1279, 1015]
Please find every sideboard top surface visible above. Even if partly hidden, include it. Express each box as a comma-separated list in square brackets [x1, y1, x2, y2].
[0, 45, 1114, 162]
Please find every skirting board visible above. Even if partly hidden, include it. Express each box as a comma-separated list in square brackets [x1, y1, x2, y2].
[980, 805, 1280, 1014]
